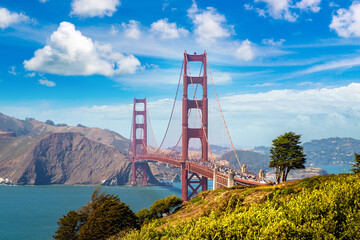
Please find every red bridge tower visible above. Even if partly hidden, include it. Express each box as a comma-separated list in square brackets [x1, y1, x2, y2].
[132, 98, 148, 185]
[182, 51, 208, 201]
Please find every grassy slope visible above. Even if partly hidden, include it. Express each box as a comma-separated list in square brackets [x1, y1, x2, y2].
[122, 174, 360, 239]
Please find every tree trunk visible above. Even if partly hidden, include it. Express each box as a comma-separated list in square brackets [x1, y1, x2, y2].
[275, 167, 281, 184]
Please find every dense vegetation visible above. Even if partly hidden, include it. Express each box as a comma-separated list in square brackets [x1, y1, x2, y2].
[121, 174, 360, 239]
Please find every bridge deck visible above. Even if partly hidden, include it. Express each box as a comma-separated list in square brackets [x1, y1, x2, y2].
[136, 154, 265, 186]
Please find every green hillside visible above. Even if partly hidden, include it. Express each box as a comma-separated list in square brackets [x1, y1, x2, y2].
[221, 150, 270, 172]
[120, 174, 360, 239]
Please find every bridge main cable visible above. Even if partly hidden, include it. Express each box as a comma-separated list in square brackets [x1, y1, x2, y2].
[154, 61, 183, 153]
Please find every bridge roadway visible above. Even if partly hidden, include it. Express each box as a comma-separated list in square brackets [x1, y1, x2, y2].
[136, 154, 265, 187]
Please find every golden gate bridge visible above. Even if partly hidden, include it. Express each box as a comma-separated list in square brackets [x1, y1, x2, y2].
[129, 51, 268, 201]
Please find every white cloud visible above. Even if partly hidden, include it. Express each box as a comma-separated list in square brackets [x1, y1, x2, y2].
[296, 0, 321, 13]
[262, 38, 285, 46]
[187, 1, 233, 44]
[150, 19, 188, 39]
[219, 83, 360, 145]
[330, 1, 360, 38]
[25, 72, 36, 78]
[299, 56, 360, 75]
[254, 0, 298, 22]
[0, 7, 30, 29]
[329, 2, 339, 8]
[39, 79, 56, 87]
[250, 82, 278, 87]
[121, 20, 141, 39]
[234, 40, 255, 61]
[24, 22, 141, 76]
[71, 0, 120, 18]
[249, 0, 322, 22]
[39, 0, 49, 3]
[8, 66, 17, 75]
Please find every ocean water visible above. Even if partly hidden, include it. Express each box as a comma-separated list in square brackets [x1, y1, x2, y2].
[0, 184, 182, 240]
[313, 165, 353, 175]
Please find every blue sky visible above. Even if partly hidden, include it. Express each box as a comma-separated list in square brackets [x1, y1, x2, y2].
[1, 0, 360, 147]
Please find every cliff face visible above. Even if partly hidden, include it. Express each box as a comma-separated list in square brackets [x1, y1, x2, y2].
[0, 112, 159, 185]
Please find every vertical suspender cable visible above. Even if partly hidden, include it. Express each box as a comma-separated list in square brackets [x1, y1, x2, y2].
[206, 54, 242, 170]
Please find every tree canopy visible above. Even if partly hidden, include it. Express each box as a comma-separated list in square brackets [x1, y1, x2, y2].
[53, 187, 138, 240]
[351, 153, 360, 174]
[136, 195, 183, 225]
[269, 132, 306, 183]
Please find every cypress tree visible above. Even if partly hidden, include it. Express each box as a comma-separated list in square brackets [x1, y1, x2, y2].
[269, 132, 306, 184]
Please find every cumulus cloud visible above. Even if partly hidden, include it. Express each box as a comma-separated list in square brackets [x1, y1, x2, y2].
[121, 20, 141, 39]
[24, 22, 141, 76]
[150, 18, 188, 39]
[254, 0, 298, 22]
[234, 40, 255, 61]
[295, 0, 321, 13]
[71, 0, 120, 18]
[187, 1, 233, 44]
[0, 7, 30, 29]
[330, 1, 360, 38]
[39, 79, 56, 87]
[248, 0, 322, 22]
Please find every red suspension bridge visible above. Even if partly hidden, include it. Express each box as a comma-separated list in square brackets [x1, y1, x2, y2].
[130, 51, 267, 201]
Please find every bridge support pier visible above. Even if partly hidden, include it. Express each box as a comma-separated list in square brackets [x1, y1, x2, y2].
[228, 169, 235, 188]
[213, 165, 219, 190]
[182, 162, 208, 201]
[132, 161, 147, 186]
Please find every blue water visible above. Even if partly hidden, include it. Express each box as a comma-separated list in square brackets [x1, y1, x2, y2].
[0, 184, 182, 240]
[313, 165, 353, 175]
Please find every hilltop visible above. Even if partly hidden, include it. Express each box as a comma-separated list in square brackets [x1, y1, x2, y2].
[120, 173, 360, 239]
[0, 113, 159, 185]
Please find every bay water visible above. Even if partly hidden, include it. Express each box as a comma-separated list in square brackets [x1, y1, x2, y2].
[0, 183, 182, 240]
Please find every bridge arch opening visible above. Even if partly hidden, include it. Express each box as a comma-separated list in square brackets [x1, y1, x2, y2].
[187, 61, 204, 76]
[136, 128, 145, 139]
[188, 110, 202, 129]
[187, 84, 203, 100]
[135, 102, 145, 111]
[135, 115, 144, 124]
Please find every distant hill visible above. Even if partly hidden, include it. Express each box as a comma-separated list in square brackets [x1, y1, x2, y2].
[221, 150, 270, 173]
[245, 137, 360, 167]
[0, 113, 158, 185]
[303, 137, 360, 166]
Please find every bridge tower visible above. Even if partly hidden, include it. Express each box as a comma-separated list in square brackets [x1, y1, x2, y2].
[132, 98, 148, 185]
[181, 51, 208, 201]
